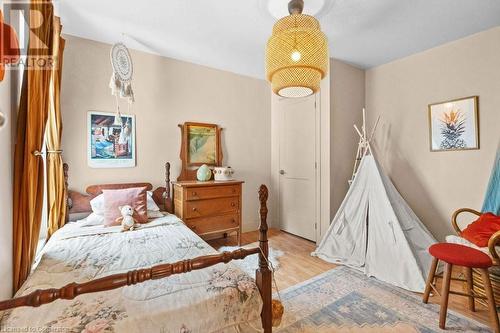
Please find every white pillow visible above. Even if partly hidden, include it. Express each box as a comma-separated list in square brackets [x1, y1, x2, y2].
[90, 191, 160, 215]
[79, 213, 105, 227]
[445, 234, 500, 256]
[147, 191, 160, 212]
[79, 211, 162, 227]
[90, 194, 105, 215]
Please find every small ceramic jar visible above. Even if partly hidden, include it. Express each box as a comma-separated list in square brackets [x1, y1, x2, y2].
[196, 164, 212, 181]
[213, 167, 234, 181]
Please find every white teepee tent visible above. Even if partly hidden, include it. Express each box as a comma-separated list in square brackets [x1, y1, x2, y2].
[312, 112, 436, 292]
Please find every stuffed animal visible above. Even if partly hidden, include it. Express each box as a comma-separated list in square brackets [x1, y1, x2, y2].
[116, 205, 138, 231]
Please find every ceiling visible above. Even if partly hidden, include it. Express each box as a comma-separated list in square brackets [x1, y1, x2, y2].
[57, 0, 500, 79]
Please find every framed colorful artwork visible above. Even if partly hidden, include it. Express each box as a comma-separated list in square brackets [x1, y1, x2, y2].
[428, 96, 479, 152]
[177, 122, 223, 180]
[87, 111, 136, 168]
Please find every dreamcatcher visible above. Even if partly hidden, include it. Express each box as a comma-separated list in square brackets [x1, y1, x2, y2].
[109, 43, 134, 126]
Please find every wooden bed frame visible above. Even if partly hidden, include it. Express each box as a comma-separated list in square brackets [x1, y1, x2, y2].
[0, 163, 273, 332]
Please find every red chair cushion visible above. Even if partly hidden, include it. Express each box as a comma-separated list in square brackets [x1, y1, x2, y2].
[429, 243, 492, 268]
[461, 212, 500, 247]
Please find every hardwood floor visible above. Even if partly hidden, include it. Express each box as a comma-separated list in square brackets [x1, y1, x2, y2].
[208, 228, 336, 290]
[208, 228, 493, 326]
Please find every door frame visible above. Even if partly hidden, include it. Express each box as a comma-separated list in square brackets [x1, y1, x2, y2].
[270, 76, 331, 243]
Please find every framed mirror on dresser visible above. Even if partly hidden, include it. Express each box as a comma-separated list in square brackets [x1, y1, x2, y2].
[174, 122, 243, 245]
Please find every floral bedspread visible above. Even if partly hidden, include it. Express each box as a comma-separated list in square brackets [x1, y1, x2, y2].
[0, 215, 263, 333]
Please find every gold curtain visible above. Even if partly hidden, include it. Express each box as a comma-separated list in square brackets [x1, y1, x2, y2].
[13, 1, 58, 292]
[46, 17, 66, 238]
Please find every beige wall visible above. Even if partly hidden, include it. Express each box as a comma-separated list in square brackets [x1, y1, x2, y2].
[366, 27, 500, 240]
[0, 69, 13, 299]
[330, 59, 365, 219]
[61, 35, 272, 232]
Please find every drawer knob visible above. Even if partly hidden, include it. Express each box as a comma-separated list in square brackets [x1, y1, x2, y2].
[231, 202, 236, 207]
[192, 191, 197, 196]
[190, 226, 197, 230]
[192, 207, 198, 211]
[232, 188, 236, 193]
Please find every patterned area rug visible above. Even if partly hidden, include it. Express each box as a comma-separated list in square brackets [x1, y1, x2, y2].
[218, 246, 283, 276]
[274, 267, 490, 332]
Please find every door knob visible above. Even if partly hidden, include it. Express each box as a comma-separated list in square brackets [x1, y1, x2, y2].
[279, 170, 285, 175]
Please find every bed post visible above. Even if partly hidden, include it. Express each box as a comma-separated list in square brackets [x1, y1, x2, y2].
[256, 184, 272, 333]
[63, 163, 69, 222]
[164, 162, 173, 213]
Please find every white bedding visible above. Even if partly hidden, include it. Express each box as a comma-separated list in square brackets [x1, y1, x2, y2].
[1, 215, 263, 333]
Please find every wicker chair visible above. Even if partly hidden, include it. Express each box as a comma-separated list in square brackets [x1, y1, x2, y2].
[451, 208, 500, 308]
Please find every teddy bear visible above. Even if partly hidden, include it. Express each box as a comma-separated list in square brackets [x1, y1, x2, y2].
[116, 205, 138, 231]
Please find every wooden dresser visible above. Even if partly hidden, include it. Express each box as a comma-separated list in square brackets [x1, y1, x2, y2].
[173, 180, 243, 245]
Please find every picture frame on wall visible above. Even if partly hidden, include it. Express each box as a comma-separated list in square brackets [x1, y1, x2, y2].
[87, 111, 136, 168]
[428, 96, 479, 152]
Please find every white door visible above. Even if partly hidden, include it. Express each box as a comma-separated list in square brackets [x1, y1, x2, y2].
[278, 95, 318, 241]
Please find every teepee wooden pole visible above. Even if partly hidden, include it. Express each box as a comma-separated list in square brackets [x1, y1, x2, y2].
[350, 143, 362, 184]
[351, 108, 381, 184]
[353, 124, 363, 139]
[350, 124, 366, 184]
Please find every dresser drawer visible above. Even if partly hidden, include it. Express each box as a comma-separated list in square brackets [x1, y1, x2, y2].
[185, 214, 239, 235]
[172, 180, 243, 245]
[186, 185, 240, 201]
[185, 197, 239, 218]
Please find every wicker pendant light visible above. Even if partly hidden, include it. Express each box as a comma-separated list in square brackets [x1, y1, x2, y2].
[266, 0, 328, 98]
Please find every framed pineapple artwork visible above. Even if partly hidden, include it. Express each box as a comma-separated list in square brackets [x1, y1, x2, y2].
[428, 96, 479, 152]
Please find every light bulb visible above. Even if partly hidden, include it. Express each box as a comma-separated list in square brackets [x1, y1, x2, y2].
[291, 50, 301, 62]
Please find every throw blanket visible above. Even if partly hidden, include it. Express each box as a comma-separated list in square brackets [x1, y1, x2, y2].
[0, 215, 262, 333]
[483, 144, 500, 215]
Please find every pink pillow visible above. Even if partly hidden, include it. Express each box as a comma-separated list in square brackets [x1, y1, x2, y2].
[102, 187, 148, 226]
